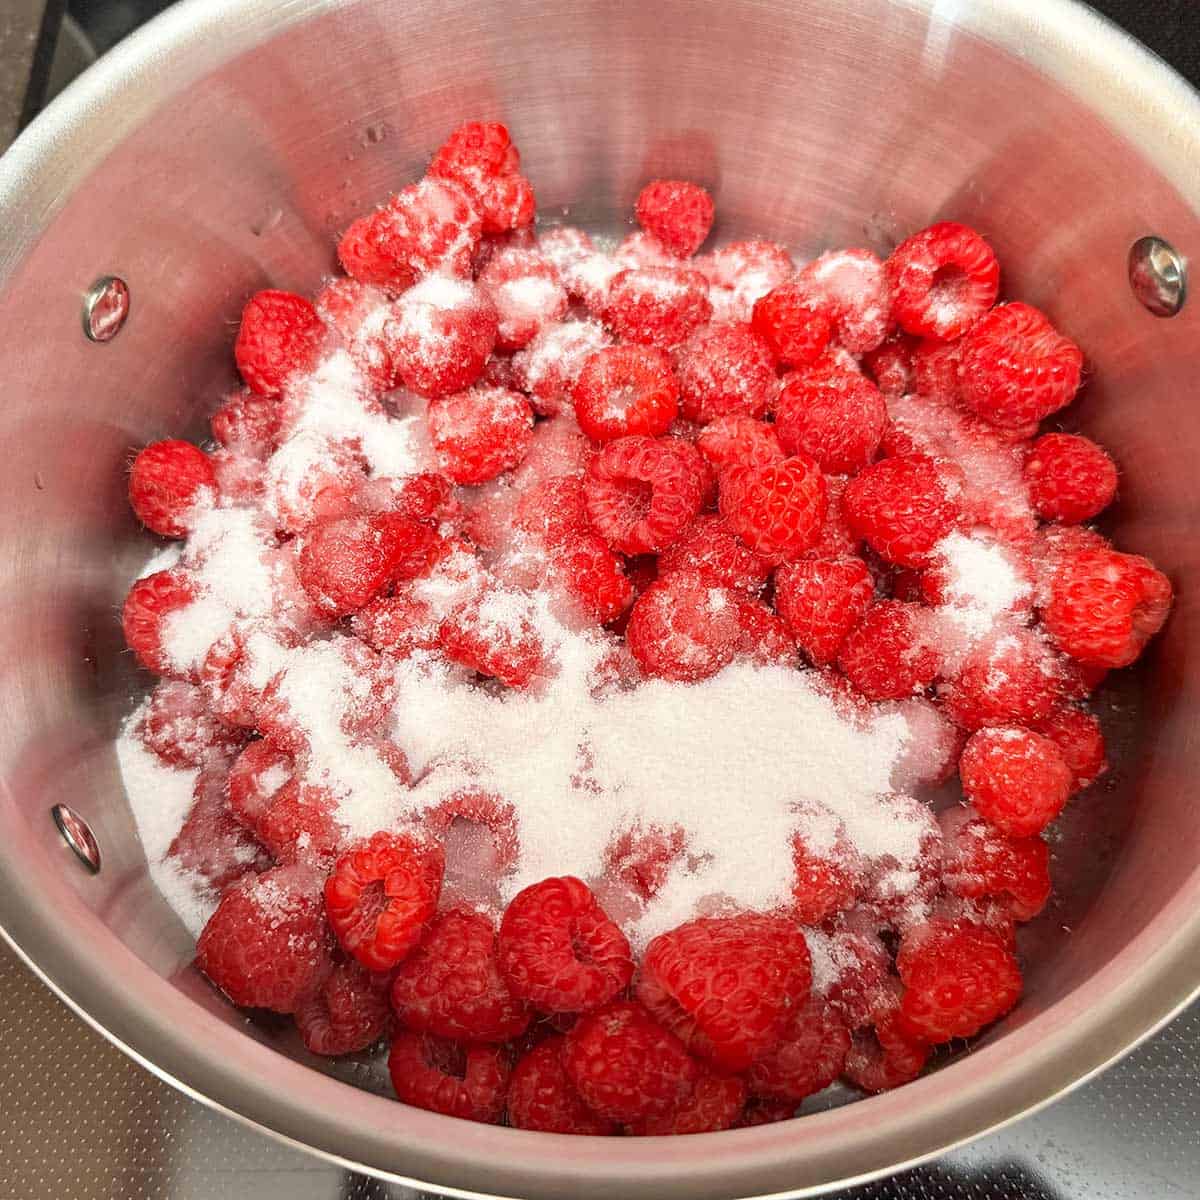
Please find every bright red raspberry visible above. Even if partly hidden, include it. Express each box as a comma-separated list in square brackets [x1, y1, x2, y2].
[629, 1072, 748, 1135]
[295, 960, 391, 1056]
[812, 476, 865, 560]
[352, 590, 440, 660]
[512, 476, 589, 548]
[775, 557, 874, 666]
[563, 1001, 700, 1122]
[837, 600, 939, 700]
[938, 628, 1066, 729]
[959, 726, 1072, 838]
[698, 239, 795, 324]
[257, 779, 346, 866]
[616, 229, 678, 269]
[427, 386, 534, 485]
[498, 876, 633, 1013]
[572, 344, 680, 442]
[696, 414, 784, 474]
[796, 248, 892, 353]
[196, 863, 332, 1013]
[959, 302, 1083, 434]
[313, 277, 397, 390]
[637, 914, 812, 1071]
[774, 361, 887, 474]
[324, 831, 444, 972]
[658, 513, 772, 595]
[884, 221, 999, 341]
[939, 806, 1051, 921]
[477, 247, 569, 349]
[634, 179, 715, 258]
[751, 280, 834, 366]
[735, 600, 798, 666]
[896, 918, 1022, 1042]
[128, 440, 216, 538]
[136, 680, 244, 768]
[428, 120, 535, 234]
[912, 336, 964, 402]
[1033, 705, 1107, 791]
[603, 267, 713, 349]
[819, 919, 893, 1030]
[718, 455, 828, 564]
[234, 289, 325, 396]
[745, 996, 850, 1103]
[605, 822, 687, 900]
[226, 737, 293, 830]
[863, 332, 916, 397]
[388, 1032, 510, 1124]
[263, 434, 366, 535]
[211, 391, 283, 457]
[391, 908, 530, 1042]
[1024, 433, 1117, 524]
[122, 569, 196, 678]
[789, 803, 864, 924]
[625, 571, 740, 682]
[507, 1037, 617, 1134]
[439, 590, 547, 688]
[511, 319, 611, 417]
[547, 533, 636, 626]
[675, 322, 777, 425]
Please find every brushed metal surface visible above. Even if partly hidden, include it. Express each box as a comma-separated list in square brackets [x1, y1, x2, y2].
[1, 0, 1200, 1197]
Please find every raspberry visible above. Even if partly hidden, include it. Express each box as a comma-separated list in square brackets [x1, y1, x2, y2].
[751, 281, 834, 366]
[940, 807, 1051, 921]
[198, 627, 272, 728]
[208, 449, 265, 507]
[136, 680, 244, 768]
[675, 322, 777, 425]
[789, 804, 864, 924]
[606, 823, 686, 900]
[295, 960, 391, 1056]
[1033, 704, 1107, 790]
[896, 918, 1022, 1042]
[774, 557, 874, 666]
[352, 591, 440, 660]
[537, 226, 596, 276]
[774, 361, 887, 474]
[735, 601, 798, 666]
[657, 514, 772, 595]
[698, 239, 795, 324]
[584, 435, 705, 555]
[507, 1037, 617, 1134]
[836, 600, 938, 700]
[122, 569, 197, 678]
[796, 249, 892, 353]
[439, 590, 547, 688]
[615, 230, 678, 270]
[478, 247, 569, 349]
[546, 533, 635, 626]
[959, 303, 1083, 434]
[938, 627, 1066, 730]
[625, 571, 740, 682]
[498, 876, 633, 1013]
[820, 920, 893, 1030]
[356, 471, 459, 526]
[863, 332, 916, 397]
[196, 863, 332, 1013]
[912, 336, 964, 402]
[842, 455, 959, 568]
[511, 319, 611, 417]
[264, 433, 366, 535]
[718, 456, 827, 564]
[211, 392, 283, 457]
[629, 1071, 747, 1135]
[428, 121, 535, 234]
[572, 344, 680, 441]
[424, 789, 520, 876]
[387, 1032, 510, 1124]
[257, 779, 346, 866]
[959, 726, 1072, 838]
[637, 913, 812, 1071]
[167, 767, 269, 890]
[603, 267, 713, 349]
[563, 1001, 700, 1122]
[512, 476, 590, 547]
[313, 277, 397, 391]
[391, 908, 530, 1042]
[842, 1005, 930, 1092]
[427, 386, 534, 485]
[634, 180, 715, 258]
[227, 737, 293, 830]
[745, 996, 850, 1103]
[884, 221, 999, 341]
[234, 290, 326, 396]
[128, 440, 216, 538]
[812, 476, 868, 559]
[324, 831, 444, 972]
[696, 415, 784, 474]
[1024, 433, 1118, 524]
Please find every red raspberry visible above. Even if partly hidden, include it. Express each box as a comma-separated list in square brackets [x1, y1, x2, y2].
[738, 1098, 797, 1127]
[896, 918, 1022, 1042]
[637, 914, 812, 1071]
[512, 476, 590, 547]
[718, 456, 828, 564]
[424, 789, 520, 877]
[735, 600, 798, 666]
[208, 448, 265, 507]
[615, 230, 678, 270]
[547, 533, 636, 626]
[324, 831, 444, 972]
[606, 823, 687, 900]
[387, 1032, 510, 1124]
[234, 290, 325, 396]
[634, 179, 715, 258]
[774, 362, 887, 474]
[478, 247, 569, 349]
[836, 600, 938, 700]
[884, 222, 999, 341]
[912, 336, 964, 402]
[537, 225, 596, 275]
[227, 737, 293, 830]
[658, 513, 772, 595]
[696, 415, 784, 474]
[196, 863, 332, 1013]
[428, 121, 534, 234]
[775, 557, 874, 666]
[313, 277, 397, 390]
[167, 767, 270, 890]
[863, 332, 916, 397]
[959, 303, 1083, 434]
[198, 627, 273, 728]
[789, 804, 864, 924]
[745, 996, 850, 1103]
[796, 249, 892, 353]
[563, 1001, 700, 1122]
[959, 726, 1072, 838]
[938, 628, 1066, 729]
[675, 322, 777, 425]
[842, 1005, 930, 1092]
[427, 386, 534, 485]
[507, 1037, 617, 1134]
[584, 435, 705, 555]
[439, 590, 547, 688]
[820, 920, 893, 1030]
[940, 807, 1051, 921]
[122, 569, 197, 678]
[391, 908, 530, 1042]
[128, 440, 216, 538]
[511, 319, 611, 417]
[257, 779, 346, 866]
[629, 1071, 747, 1135]
[625, 571, 740, 682]
[136, 680, 244, 768]
[843, 454, 959, 568]
[295, 960, 391, 1056]
[1024, 433, 1117, 524]
[1033, 705, 1107, 790]
[355, 471, 459, 526]
[751, 281, 834, 366]
[352, 591, 440, 660]
[603, 267, 713, 349]
[498, 876, 633, 1013]
[572, 344, 680, 442]
[698, 239, 795, 324]
[211, 391, 283, 457]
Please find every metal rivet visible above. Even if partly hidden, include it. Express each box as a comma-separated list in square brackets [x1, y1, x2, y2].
[51, 804, 101, 873]
[1128, 236, 1186, 317]
[82, 275, 130, 342]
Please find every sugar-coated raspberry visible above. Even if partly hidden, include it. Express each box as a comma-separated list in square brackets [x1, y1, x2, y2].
[572, 344, 680, 442]
[257, 778, 346, 866]
[896, 918, 1022, 1042]
[635, 180, 715, 258]
[295, 960, 391, 1056]
[167, 767, 269, 891]
[615, 230, 678, 270]
[603, 267, 713, 350]
[563, 1000, 700, 1122]
[136, 680, 244, 768]
[511, 319, 611, 417]
[507, 1037, 617, 1134]
[424, 789, 520, 875]
[911, 336, 964, 402]
[226, 737, 293, 830]
[751, 281, 834, 366]
[718, 455, 828, 564]
[789, 804, 864, 924]
[263, 432, 366, 535]
[324, 831, 444, 972]
[208, 448, 265, 507]
[658, 513, 772, 595]
[196, 863, 332, 1013]
[128, 440, 216, 538]
[842, 455, 959, 568]
[775, 557, 874, 666]
[695, 416, 783, 477]
[428, 121, 534, 234]
[198, 627, 272, 728]
[675, 322, 777, 425]
[836, 600, 938, 700]
[314, 278, 397, 391]
[352, 591, 440, 660]
[959, 726, 1072, 838]
[1023, 433, 1117, 524]
[211, 391, 283, 457]
[939, 806, 1051, 921]
[698, 239, 795, 324]
[734, 600, 798, 666]
[355, 471, 459, 527]
[625, 571, 740, 682]
[537, 226, 596, 275]
[439, 590, 548, 688]
[512, 475, 589, 548]
[605, 823, 687, 900]
[862, 332, 916, 397]
[234, 290, 326, 396]
[745, 996, 850, 1103]
[775, 361, 887, 475]
[842, 1005, 930, 1093]
[478, 247, 569, 350]
[637, 913, 812, 1071]
[122, 569, 197, 678]
[388, 1032, 510, 1124]
[427, 386, 534, 485]
[629, 1071, 748, 1135]
[885, 222, 999, 341]
[1033, 705, 1107, 791]
[796, 249, 892, 354]
[820, 919, 893, 1030]
[546, 532, 636, 626]
[938, 627, 1066, 730]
